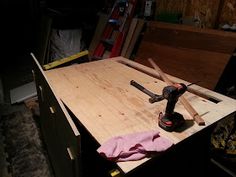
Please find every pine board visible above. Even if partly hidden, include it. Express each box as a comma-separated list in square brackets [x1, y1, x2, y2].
[45, 57, 236, 174]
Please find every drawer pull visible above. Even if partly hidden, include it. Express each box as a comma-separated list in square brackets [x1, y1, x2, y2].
[32, 69, 35, 80]
[67, 147, 75, 160]
[39, 85, 44, 102]
[49, 106, 55, 114]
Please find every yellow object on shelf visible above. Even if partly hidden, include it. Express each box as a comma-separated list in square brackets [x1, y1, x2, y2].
[43, 50, 89, 70]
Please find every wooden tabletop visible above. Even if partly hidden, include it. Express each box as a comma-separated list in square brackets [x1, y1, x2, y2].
[45, 56, 236, 173]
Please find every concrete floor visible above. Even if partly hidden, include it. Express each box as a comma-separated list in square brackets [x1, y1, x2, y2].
[0, 127, 11, 177]
[0, 55, 53, 177]
[0, 55, 28, 177]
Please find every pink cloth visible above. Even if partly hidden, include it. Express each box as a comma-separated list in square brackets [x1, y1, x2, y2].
[97, 130, 173, 162]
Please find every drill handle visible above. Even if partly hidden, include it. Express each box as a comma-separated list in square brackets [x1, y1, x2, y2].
[165, 98, 178, 115]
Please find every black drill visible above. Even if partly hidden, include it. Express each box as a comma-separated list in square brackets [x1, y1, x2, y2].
[130, 80, 187, 131]
[158, 83, 187, 131]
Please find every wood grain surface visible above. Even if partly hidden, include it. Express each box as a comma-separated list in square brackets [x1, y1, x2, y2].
[143, 21, 236, 53]
[45, 57, 236, 174]
[135, 22, 236, 90]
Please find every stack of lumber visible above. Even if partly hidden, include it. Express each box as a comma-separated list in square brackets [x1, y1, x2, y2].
[89, 14, 145, 60]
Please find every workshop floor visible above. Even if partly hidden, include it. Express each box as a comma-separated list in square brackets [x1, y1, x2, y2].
[0, 55, 54, 177]
[0, 55, 234, 177]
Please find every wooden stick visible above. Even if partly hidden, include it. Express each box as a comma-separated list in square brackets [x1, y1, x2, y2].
[148, 58, 205, 126]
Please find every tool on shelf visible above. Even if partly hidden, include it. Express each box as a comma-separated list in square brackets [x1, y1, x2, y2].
[147, 58, 205, 126]
[43, 50, 89, 70]
[91, 0, 137, 60]
[130, 80, 187, 131]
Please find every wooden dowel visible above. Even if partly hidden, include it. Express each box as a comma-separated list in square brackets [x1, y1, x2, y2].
[148, 58, 205, 126]
[148, 58, 172, 85]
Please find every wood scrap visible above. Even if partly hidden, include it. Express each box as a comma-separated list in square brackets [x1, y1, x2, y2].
[122, 18, 145, 59]
[148, 58, 205, 125]
[121, 18, 139, 57]
[88, 13, 109, 60]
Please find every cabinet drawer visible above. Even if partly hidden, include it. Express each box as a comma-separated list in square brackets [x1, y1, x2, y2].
[32, 54, 81, 177]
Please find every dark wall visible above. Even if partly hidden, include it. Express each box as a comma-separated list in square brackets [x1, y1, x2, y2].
[2, 0, 37, 59]
[1, 0, 107, 67]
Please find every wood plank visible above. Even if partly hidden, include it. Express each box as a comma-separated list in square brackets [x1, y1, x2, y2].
[121, 18, 139, 57]
[123, 19, 145, 58]
[135, 42, 230, 90]
[88, 13, 109, 60]
[144, 21, 236, 54]
[32, 54, 81, 177]
[148, 58, 205, 125]
[146, 21, 236, 36]
[45, 57, 236, 174]
[135, 21, 236, 91]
